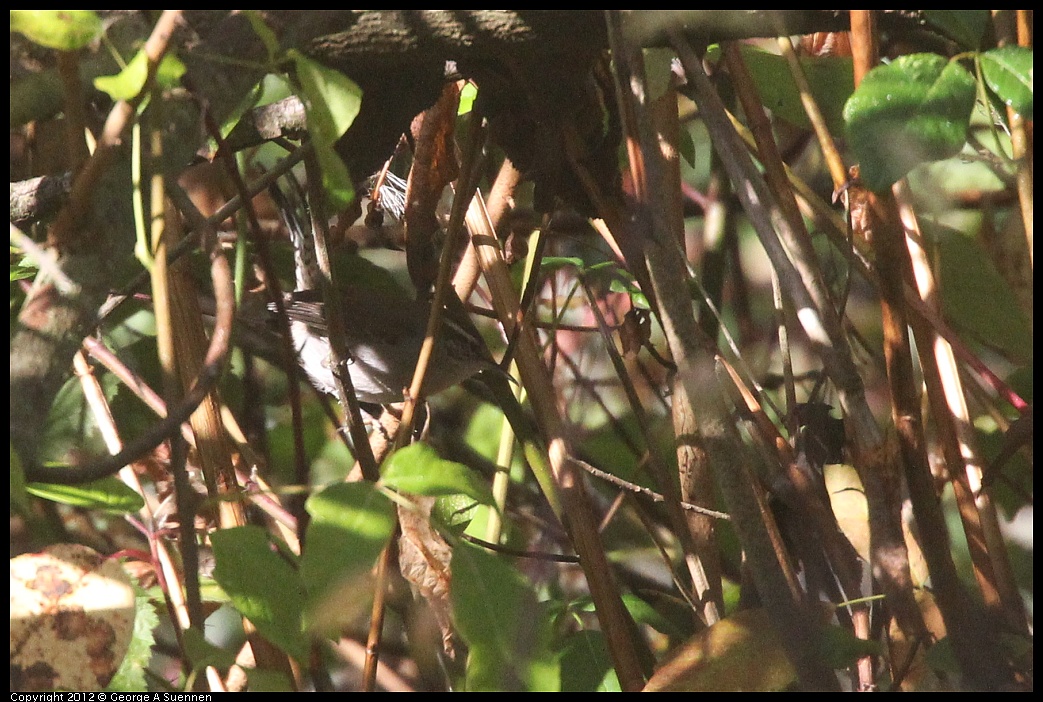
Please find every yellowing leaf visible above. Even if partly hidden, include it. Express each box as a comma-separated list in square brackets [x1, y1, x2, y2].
[643, 608, 797, 692]
[825, 463, 928, 587]
[11, 10, 101, 51]
[94, 51, 186, 102]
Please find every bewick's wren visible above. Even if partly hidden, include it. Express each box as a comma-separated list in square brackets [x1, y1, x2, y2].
[266, 174, 524, 427]
[281, 284, 499, 405]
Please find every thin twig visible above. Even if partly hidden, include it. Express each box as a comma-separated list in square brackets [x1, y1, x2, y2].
[48, 10, 183, 250]
[23, 219, 234, 483]
[468, 97, 654, 693]
[572, 458, 730, 520]
[605, 9, 725, 627]
[301, 148, 381, 482]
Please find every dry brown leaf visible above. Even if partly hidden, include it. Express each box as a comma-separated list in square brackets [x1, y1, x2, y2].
[397, 497, 455, 658]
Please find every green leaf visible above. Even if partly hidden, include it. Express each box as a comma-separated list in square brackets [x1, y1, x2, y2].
[11, 10, 101, 50]
[301, 482, 395, 624]
[463, 403, 518, 466]
[459, 81, 478, 116]
[181, 627, 238, 672]
[245, 668, 296, 692]
[38, 370, 119, 464]
[94, 50, 186, 101]
[266, 400, 331, 485]
[621, 593, 689, 641]
[716, 44, 854, 132]
[382, 443, 495, 506]
[924, 10, 989, 49]
[242, 11, 281, 65]
[292, 53, 362, 143]
[643, 47, 677, 103]
[844, 54, 976, 191]
[27, 477, 145, 513]
[974, 380, 1033, 518]
[453, 541, 560, 691]
[817, 623, 881, 669]
[105, 582, 159, 692]
[291, 51, 362, 211]
[980, 46, 1033, 120]
[932, 223, 1033, 362]
[10, 244, 39, 281]
[924, 636, 960, 678]
[608, 276, 650, 309]
[214, 72, 295, 144]
[313, 145, 356, 213]
[433, 493, 480, 535]
[101, 307, 157, 351]
[210, 526, 308, 660]
[10, 444, 29, 515]
[559, 630, 620, 692]
[216, 80, 265, 141]
[10, 263, 37, 281]
[679, 125, 697, 168]
[540, 256, 585, 272]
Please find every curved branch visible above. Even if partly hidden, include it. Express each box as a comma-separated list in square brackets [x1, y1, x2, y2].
[24, 190, 236, 485]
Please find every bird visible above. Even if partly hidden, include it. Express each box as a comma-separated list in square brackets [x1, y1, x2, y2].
[279, 283, 502, 405]
[263, 173, 535, 441]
